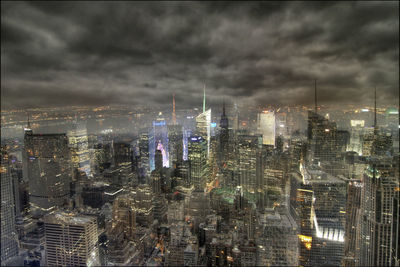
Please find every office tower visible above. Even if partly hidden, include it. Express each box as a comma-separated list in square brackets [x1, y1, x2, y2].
[263, 169, 285, 208]
[132, 184, 154, 226]
[168, 124, 183, 168]
[139, 132, 150, 182]
[1, 150, 19, 262]
[257, 210, 299, 266]
[290, 172, 314, 266]
[257, 111, 275, 146]
[188, 135, 208, 191]
[196, 86, 211, 157]
[343, 179, 362, 267]
[43, 211, 99, 266]
[155, 147, 163, 172]
[111, 194, 136, 240]
[308, 169, 346, 266]
[307, 110, 338, 163]
[113, 142, 133, 168]
[150, 113, 169, 170]
[360, 157, 398, 266]
[68, 119, 91, 177]
[24, 131, 71, 212]
[237, 134, 262, 194]
[348, 120, 365, 155]
[219, 102, 229, 164]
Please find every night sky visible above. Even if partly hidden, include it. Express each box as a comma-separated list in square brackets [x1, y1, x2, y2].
[1, 1, 399, 110]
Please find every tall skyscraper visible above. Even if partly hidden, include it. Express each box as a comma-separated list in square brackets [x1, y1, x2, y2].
[219, 102, 229, 164]
[196, 86, 211, 158]
[168, 125, 183, 168]
[150, 113, 169, 170]
[43, 211, 99, 266]
[24, 131, 71, 212]
[360, 157, 398, 266]
[257, 111, 275, 146]
[237, 134, 262, 194]
[68, 118, 91, 177]
[111, 194, 136, 240]
[188, 135, 208, 191]
[307, 111, 338, 163]
[1, 150, 19, 262]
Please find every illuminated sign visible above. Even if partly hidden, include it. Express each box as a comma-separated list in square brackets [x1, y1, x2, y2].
[351, 120, 365, 127]
[153, 121, 166, 126]
[211, 122, 217, 127]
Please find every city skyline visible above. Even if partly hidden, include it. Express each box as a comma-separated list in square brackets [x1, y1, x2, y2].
[1, 1, 399, 110]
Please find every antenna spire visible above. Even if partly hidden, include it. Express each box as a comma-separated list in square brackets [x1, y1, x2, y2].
[222, 99, 226, 116]
[172, 93, 177, 125]
[374, 87, 377, 133]
[27, 113, 31, 128]
[314, 79, 317, 113]
[203, 84, 206, 113]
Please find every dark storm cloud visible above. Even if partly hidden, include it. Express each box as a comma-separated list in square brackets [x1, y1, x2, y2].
[1, 1, 398, 110]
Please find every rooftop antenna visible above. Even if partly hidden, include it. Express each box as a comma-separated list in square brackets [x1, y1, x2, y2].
[203, 84, 206, 113]
[172, 93, 177, 125]
[314, 79, 317, 113]
[27, 113, 31, 128]
[374, 87, 378, 134]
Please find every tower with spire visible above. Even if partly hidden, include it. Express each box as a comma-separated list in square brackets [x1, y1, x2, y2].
[172, 93, 177, 125]
[219, 101, 229, 165]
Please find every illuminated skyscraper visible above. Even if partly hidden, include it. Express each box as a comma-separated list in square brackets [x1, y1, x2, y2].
[43, 211, 99, 266]
[360, 157, 399, 266]
[196, 86, 211, 157]
[188, 135, 208, 191]
[257, 111, 275, 146]
[150, 113, 169, 170]
[168, 124, 183, 168]
[68, 119, 91, 177]
[237, 134, 262, 194]
[24, 131, 71, 212]
[219, 102, 229, 164]
[111, 194, 136, 240]
[1, 150, 19, 262]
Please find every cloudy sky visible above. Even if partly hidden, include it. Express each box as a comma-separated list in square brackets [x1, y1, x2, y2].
[1, 1, 399, 110]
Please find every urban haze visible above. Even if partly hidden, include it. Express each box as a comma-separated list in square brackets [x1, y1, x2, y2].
[1, 1, 399, 267]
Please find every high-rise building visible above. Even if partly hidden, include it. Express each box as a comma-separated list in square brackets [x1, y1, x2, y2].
[237, 134, 262, 194]
[196, 86, 211, 158]
[24, 132, 71, 212]
[68, 119, 91, 177]
[168, 124, 183, 168]
[111, 194, 136, 240]
[150, 114, 169, 170]
[360, 157, 399, 266]
[188, 135, 208, 191]
[1, 150, 19, 262]
[257, 111, 275, 146]
[219, 102, 229, 165]
[43, 211, 99, 266]
[257, 210, 299, 266]
[307, 111, 338, 163]
[138, 132, 150, 182]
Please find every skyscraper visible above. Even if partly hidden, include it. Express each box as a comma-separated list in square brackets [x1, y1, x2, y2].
[237, 134, 262, 194]
[188, 135, 208, 191]
[219, 102, 229, 165]
[360, 157, 398, 266]
[257, 111, 275, 146]
[196, 86, 211, 158]
[150, 113, 169, 170]
[1, 150, 19, 262]
[43, 211, 99, 266]
[24, 131, 71, 212]
[68, 118, 91, 177]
